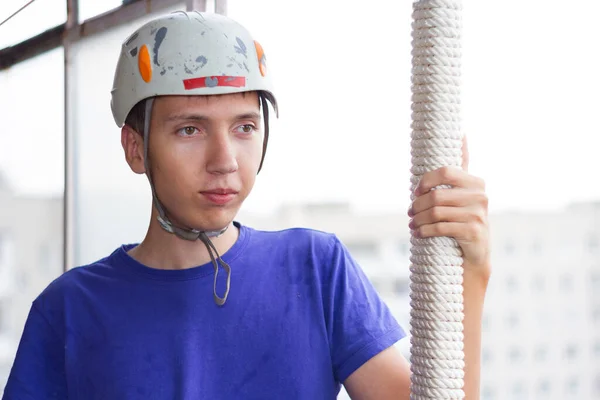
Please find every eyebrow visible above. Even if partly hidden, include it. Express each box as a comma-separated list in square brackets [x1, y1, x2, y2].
[165, 111, 261, 123]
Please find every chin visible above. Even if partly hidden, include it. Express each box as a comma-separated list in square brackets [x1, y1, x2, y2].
[190, 209, 237, 232]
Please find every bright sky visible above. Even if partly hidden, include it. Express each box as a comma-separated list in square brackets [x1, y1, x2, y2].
[1, 0, 600, 222]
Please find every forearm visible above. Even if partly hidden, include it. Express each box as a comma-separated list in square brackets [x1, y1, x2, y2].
[462, 263, 490, 400]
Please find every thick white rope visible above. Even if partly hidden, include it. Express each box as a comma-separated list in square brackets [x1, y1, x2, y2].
[409, 1, 465, 399]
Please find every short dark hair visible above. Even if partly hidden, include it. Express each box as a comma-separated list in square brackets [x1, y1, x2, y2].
[124, 99, 147, 134]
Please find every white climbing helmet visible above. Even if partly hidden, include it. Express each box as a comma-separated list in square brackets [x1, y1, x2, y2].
[110, 10, 278, 128]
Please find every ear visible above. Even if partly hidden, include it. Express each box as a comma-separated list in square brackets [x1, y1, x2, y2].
[121, 125, 146, 174]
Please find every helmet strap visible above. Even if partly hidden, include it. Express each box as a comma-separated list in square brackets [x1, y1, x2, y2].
[257, 92, 270, 173]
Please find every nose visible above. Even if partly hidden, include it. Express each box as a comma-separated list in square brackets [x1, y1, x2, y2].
[205, 131, 238, 175]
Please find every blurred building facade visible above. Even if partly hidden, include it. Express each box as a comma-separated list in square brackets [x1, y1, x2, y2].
[1, 187, 599, 399]
[0, 175, 63, 384]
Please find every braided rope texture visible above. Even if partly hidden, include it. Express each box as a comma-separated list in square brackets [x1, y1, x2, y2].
[410, 1, 465, 398]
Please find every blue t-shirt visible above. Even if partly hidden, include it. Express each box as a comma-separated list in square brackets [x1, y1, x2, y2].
[4, 222, 405, 399]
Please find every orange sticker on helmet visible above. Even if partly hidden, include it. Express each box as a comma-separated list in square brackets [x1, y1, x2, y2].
[254, 41, 266, 77]
[138, 44, 152, 83]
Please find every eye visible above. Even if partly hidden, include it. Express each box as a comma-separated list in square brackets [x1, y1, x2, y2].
[178, 126, 199, 136]
[236, 124, 256, 135]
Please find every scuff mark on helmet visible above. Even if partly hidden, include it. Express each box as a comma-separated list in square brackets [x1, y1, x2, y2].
[205, 77, 218, 87]
[129, 47, 138, 57]
[243, 62, 249, 73]
[153, 27, 168, 66]
[227, 64, 233, 68]
[184, 64, 193, 74]
[234, 37, 247, 58]
[196, 56, 208, 68]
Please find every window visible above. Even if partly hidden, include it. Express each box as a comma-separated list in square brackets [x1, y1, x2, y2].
[482, 385, 495, 400]
[511, 381, 525, 397]
[564, 344, 577, 360]
[594, 375, 600, 396]
[593, 307, 600, 324]
[506, 275, 518, 292]
[394, 278, 409, 295]
[482, 314, 491, 331]
[594, 341, 600, 358]
[589, 234, 599, 251]
[537, 379, 551, 395]
[591, 272, 600, 290]
[560, 273, 573, 291]
[0, 301, 5, 333]
[532, 275, 545, 292]
[508, 347, 523, 363]
[0, 232, 5, 271]
[398, 241, 409, 256]
[534, 346, 547, 363]
[531, 239, 542, 254]
[346, 241, 378, 258]
[536, 310, 550, 327]
[482, 347, 492, 366]
[506, 313, 519, 328]
[504, 241, 516, 255]
[566, 377, 578, 395]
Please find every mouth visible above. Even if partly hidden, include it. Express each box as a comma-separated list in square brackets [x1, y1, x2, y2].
[202, 188, 238, 195]
[200, 188, 238, 205]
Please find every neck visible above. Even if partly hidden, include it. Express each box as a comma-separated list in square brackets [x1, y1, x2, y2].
[128, 213, 239, 270]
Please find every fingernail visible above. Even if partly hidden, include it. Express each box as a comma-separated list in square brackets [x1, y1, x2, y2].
[408, 219, 415, 229]
[412, 229, 420, 238]
[408, 206, 414, 217]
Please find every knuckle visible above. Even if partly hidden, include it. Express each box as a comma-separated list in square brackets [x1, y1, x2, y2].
[468, 223, 481, 240]
[478, 192, 489, 207]
[430, 189, 442, 204]
[440, 166, 453, 180]
[474, 209, 487, 224]
[431, 223, 443, 236]
[430, 207, 443, 222]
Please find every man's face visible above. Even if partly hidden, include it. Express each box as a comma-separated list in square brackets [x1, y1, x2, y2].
[147, 92, 263, 231]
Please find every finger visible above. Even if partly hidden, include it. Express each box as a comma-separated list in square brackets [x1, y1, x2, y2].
[413, 221, 481, 242]
[409, 188, 486, 216]
[415, 166, 484, 196]
[409, 206, 481, 230]
[461, 135, 469, 171]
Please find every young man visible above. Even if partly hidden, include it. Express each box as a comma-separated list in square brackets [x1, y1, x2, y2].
[3, 11, 490, 400]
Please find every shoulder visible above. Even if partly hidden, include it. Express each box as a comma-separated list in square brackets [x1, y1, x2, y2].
[244, 223, 343, 260]
[33, 247, 124, 315]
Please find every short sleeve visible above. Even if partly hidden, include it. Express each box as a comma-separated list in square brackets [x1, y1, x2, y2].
[323, 236, 406, 383]
[3, 302, 67, 400]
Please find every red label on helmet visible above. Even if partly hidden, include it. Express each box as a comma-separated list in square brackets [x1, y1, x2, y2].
[183, 76, 246, 90]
